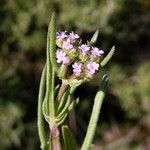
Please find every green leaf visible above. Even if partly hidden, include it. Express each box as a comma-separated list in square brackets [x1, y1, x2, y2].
[100, 46, 115, 67]
[57, 95, 71, 118]
[56, 98, 79, 126]
[49, 12, 59, 72]
[90, 29, 99, 45]
[37, 66, 48, 150]
[45, 14, 53, 116]
[56, 114, 67, 126]
[57, 89, 70, 114]
[46, 12, 57, 118]
[42, 98, 50, 123]
[81, 74, 108, 150]
[68, 98, 79, 111]
[62, 125, 77, 150]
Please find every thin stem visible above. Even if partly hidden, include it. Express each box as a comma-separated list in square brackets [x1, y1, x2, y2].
[50, 127, 61, 150]
[57, 80, 68, 101]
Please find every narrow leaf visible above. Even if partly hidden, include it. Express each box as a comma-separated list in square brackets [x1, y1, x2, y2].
[49, 12, 59, 71]
[90, 29, 99, 45]
[68, 98, 79, 111]
[45, 14, 53, 116]
[57, 95, 71, 118]
[37, 66, 48, 150]
[56, 113, 67, 126]
[81, 74, 108, 150]
[42, 98, 50, 123]
[100, 46, 115, 67]
[46, 12, 57, 117]
[62, 125, 77, 150]
[57, 89, 70, 114]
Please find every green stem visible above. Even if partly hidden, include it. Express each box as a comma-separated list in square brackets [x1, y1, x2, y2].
[81, 75, 108, 150]
[38, 66, 48, 150]
[57, 80, 68, 101]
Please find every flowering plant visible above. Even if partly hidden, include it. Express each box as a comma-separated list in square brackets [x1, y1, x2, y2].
[37, 12, 115, 150]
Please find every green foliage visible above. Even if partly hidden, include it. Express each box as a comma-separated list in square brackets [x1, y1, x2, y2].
[0, 103, 24, 149]
[110, 62, 150, 119]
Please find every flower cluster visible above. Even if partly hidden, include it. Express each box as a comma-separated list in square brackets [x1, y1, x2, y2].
[56, 31, 104, 79]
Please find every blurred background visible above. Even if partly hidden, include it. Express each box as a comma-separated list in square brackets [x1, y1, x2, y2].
[0, 0, 150, 150]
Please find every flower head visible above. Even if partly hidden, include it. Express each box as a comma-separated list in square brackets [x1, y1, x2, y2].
[72, 62, 83, 76]
[86, 61, 99, 77]
[91, 47, 104, 57]
[55, 31, 105, 81]
[56, 50, 70, 64]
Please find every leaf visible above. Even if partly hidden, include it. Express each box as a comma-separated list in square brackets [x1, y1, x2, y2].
[54, 84, 60, 96]
[57, 95, 71, 118]
[49, 12, 59, 72]
[62, 125, 77, 150]
[56, 98, 79, 126]
[37, 66, 48, 150]
[100, 46, 115, 67]
[68, 98, 79, 111]
[46, 12, 57, 118]
[45, 13, 53, 116]
[90, 29, 99, 45]
[42, 98, 50, 123]
[81, 74, 108, 150]
[57, 89, 70, 114]
[56, 114, 67, 126]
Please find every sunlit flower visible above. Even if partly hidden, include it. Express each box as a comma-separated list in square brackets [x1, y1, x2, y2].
[56, 50, 70, 64]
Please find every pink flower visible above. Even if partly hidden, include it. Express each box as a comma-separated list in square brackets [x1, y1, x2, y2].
[87, 61, 99, 77]
[68, 32, 79, 40]
[62, 41, 73, 50]
[72, 62, 83, 76]
[91, 47, 104, 57]
[79, 44, 90, 55]
[56, 50, 70, 64]
[56, 31, 67, 40]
